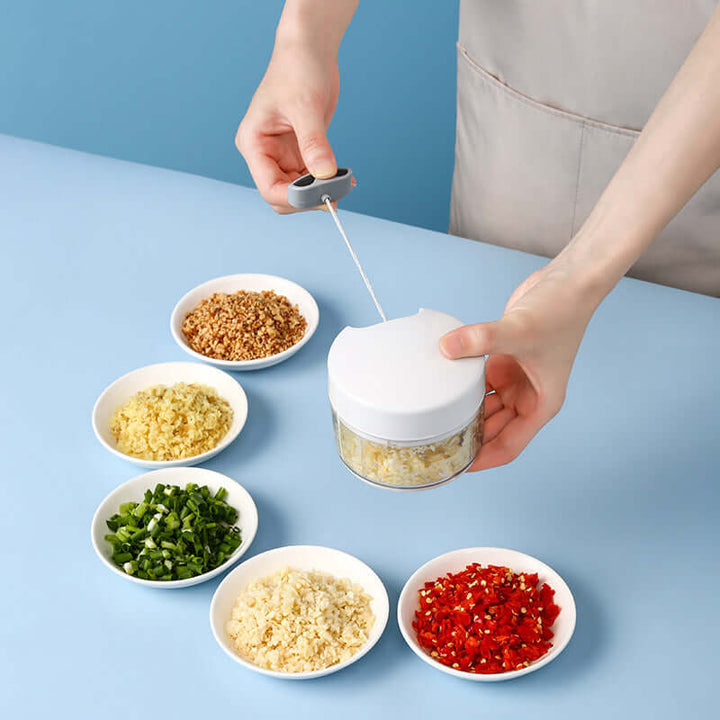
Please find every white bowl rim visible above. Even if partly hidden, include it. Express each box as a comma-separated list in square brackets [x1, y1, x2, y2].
[91, 360, 248, 467]
[397, 546, 577, 681]
[209, 544, 390, 679]
[90, 467, 258, 588]
[169, 273, 320, 370]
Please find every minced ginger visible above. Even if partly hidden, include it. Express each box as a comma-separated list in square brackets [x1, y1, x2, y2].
[110, 382, 232, 460]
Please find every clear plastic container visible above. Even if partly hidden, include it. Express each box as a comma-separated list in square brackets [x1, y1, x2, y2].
[332, 402, 484, 489]
[327, 309, 486, 491]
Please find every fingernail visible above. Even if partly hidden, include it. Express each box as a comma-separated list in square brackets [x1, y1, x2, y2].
[440, 333, 464, 358]
[312, 164, 336, 179]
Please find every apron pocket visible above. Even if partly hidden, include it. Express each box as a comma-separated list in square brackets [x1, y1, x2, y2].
[451, 43, 589, 256]
[451, 43, 720, 295]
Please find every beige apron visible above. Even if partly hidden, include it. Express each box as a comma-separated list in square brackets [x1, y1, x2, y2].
[450, 0, 720, 296]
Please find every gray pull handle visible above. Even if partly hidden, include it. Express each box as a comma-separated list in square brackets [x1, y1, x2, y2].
[287, 168, 353, 209]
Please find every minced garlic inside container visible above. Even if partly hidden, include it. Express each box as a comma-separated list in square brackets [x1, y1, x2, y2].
[226, 567, 374, 673]
[333, 405, 483, 488]
[109, 382, 233, 460]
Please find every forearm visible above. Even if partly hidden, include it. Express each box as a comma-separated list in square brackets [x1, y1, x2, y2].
[276, 0, 359, 57]
[561, 4, 720, 302]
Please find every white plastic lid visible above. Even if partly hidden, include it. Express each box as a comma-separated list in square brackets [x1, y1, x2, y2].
[327, 308, 486, 442]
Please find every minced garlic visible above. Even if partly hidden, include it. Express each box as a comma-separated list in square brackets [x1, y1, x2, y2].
[333, 407, 483, 488]
[226, 567, 374, 672]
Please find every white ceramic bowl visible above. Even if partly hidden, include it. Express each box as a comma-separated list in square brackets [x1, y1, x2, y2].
[170, 273, 320, 370]
[90, 467, 258, 588]
[210, 545, 390, 679]
[92, 361, 248, 468]
[398, 547, 576, 682]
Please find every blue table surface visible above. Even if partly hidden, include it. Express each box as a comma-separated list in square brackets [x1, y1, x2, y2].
[1, 134, 718, 719]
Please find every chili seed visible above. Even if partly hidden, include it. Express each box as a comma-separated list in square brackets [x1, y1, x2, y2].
[412, 563, 560, 675]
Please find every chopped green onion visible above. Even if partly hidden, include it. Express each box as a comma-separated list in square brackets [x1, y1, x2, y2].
[104, 482, 242, 581]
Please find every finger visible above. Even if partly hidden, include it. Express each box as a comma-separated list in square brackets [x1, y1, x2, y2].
[468, 416, 539, 471]
[440, 319, 513, 360]
[270, 202, 330, 215]
[483, 392, 504, 419]
[245, 150, 297, 209]
[481, 406, 516, 444]
[269, 203, 299, 215]
[290, 112, 337, 179]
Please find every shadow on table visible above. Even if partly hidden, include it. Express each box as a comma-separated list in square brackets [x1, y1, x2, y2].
[213, 385, 276, 466]
[300, 290, 347, 365]
[242, 488, 289, 556]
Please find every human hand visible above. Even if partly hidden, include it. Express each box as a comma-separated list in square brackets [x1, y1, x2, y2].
[440, 259, 601, 471]
[440, 4, 720, 469]
[235, 38, 340, 213]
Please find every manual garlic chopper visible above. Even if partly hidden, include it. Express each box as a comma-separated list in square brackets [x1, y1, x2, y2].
[289, 171, 485, 490]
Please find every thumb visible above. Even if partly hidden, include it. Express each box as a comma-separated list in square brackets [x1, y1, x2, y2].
[439, 320, 512, 359]
[292, 113, 337, 179]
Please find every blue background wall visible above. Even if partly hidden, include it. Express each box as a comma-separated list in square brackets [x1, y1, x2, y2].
[0, 1, 459, 232]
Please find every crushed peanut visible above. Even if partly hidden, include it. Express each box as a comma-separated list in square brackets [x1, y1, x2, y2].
[182, 290, 307, 361]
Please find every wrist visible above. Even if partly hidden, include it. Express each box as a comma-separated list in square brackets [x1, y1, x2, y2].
[559, 203, 653, 308]
[549, 236, 622, 314]
[276, 0, 357, 60]
[275, 22, 339, 62]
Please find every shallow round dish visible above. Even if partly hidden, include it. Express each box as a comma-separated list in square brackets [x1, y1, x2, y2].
[92, 361, 248, 468]
[398, 547, 576, 682]
[170, 273, 319, 370]
[90, 467, 258, 589]
[210, 545, 390, 679]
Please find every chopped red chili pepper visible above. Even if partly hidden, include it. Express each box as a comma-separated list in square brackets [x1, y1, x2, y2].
[412, 563, 561, 674]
